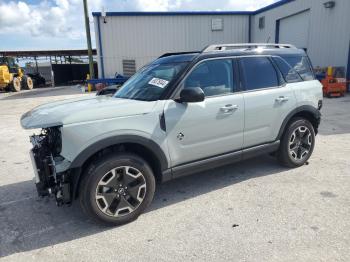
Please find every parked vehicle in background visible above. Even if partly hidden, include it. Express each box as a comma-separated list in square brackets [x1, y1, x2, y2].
[21, 43, 323, 225]
[90, 73, 128, 94]
[96, 84, 122, 96]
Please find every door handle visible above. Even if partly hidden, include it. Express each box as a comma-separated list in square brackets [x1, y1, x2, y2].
[220, 104, 238, 113]
[275, 96, 289, 103]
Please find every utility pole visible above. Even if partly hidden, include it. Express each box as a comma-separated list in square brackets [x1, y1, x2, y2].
[83, 0, 95, 79]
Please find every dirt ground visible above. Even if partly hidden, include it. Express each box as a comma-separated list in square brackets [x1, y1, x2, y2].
[0, 87, 349, 261]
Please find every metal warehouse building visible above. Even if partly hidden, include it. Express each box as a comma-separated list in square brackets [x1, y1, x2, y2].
[93, 0, 350, 82]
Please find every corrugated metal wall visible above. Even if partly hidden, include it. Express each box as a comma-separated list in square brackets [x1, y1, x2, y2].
[278, 10, 310, 49]
[94, 15, 249, 78]
[94, 0, 350, 79]
[251, 0, 350, 69]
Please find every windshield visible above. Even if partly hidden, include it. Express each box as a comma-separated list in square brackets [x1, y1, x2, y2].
[114, 62, 188, 101]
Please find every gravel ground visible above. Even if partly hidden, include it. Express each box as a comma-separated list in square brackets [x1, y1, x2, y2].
[0, 87, 349, 261]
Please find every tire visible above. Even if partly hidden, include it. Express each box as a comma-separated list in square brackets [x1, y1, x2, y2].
[277, 117, 315, 168]
[11, 77, 21, 92]
[79, 153, 156, 226]
[22, 75, 34, 90]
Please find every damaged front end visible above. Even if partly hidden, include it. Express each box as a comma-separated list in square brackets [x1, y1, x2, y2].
[30, 127, 71, 205]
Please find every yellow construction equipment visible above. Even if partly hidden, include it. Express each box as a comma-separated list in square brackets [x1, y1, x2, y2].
[0, 57, 33, 92]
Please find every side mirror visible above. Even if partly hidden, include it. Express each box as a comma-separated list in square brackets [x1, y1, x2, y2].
[179, 87, 205, 103]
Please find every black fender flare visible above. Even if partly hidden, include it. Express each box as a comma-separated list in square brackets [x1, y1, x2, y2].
[277, 105, 321, 140]
[69, 135, 168, 171]
[69, 135, 169, 199]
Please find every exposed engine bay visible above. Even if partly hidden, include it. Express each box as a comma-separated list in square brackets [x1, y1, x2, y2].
[30, 127, 71, 205]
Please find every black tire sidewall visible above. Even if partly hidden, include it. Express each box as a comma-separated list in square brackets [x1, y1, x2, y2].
[279, 118, 315, 167]
[22, 76, 34, 90]
[22, 76, 28, 89]
[80, 153, 156, 226]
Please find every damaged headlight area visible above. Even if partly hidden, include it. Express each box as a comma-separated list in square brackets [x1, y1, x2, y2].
[30, 127, 71, 205]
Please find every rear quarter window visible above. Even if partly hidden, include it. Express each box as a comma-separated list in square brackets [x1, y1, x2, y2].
[280, 55, 314, 81]
[272, 56, 302, 83]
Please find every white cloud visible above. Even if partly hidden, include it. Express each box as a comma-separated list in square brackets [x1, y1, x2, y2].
[0, 0, 86, 39]
[0, 0, 277, 49]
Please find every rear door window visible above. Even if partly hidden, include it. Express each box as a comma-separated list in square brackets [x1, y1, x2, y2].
[239, 57, 279, 91]
[280, 55, 314, 81]
[272, 56, 302, 83]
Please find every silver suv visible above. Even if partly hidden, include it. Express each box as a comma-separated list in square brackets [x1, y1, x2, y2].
[21, 43, 323, 225]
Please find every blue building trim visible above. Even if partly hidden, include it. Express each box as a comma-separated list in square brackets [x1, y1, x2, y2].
[96, 16, 105, 78]
[275, 19, 280, 43]
[252, 0, 295, 14]
[92, 11, 251, 17]
[92, 1, 295, 17]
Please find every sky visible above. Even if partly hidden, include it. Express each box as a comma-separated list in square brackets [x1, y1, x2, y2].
[0, 0, 278, 51]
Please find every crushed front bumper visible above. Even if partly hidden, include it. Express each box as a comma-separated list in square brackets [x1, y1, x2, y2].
[29, 129, 71, 205]
[29, 150, 40, 183]
[29, 147, 56, 197]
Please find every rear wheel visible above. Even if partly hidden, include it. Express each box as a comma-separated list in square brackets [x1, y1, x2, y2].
[80, 153, 156, 226]
[278, 117, 315, 167]
[22, 75, 34, 90]
[11, 77, 21, 92]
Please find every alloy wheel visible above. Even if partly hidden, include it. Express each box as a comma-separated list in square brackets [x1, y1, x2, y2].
[288, 126, 312, 161]
[95, 166, 147, 217]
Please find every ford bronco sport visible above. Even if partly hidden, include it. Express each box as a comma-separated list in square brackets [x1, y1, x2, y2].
[21, 43, 322, 225]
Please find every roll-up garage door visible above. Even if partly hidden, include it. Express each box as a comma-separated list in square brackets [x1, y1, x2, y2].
[279, 10, 310, 50]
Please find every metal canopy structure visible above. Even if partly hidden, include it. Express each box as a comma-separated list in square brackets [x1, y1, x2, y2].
[0, 49, 96, 58]
[0, 49, 98, 86]
[0, 49, 98, 77]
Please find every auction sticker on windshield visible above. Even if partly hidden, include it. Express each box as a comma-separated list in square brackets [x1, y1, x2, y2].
[148, 78, 169, 88]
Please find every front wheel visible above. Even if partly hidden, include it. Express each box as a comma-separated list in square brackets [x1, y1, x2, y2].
[278, 118, 315, 167]
[80, 153, 156, 226]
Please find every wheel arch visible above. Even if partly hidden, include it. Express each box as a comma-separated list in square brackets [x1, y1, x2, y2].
[277, 105, 321, 140]
[69, 135, 169, 199]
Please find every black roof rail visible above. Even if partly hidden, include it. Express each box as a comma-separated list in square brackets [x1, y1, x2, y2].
[158, 51, 200, 58]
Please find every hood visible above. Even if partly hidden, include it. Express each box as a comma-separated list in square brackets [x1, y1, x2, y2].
[21, 95, 157, 129]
